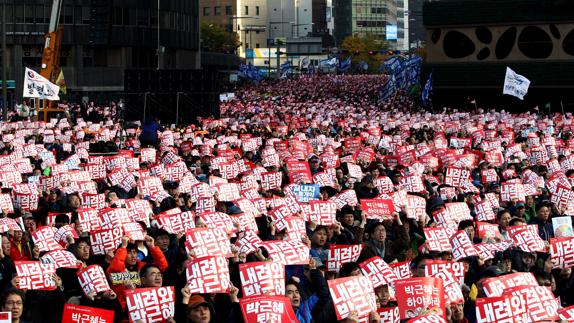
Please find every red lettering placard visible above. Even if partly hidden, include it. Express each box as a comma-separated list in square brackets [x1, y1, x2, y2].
[445, 166, 470, 187]
[361, 199, 395, 220]
[450, 230, 478, 261]
[331, 189, 359, 209]
[482, 272, 538, 297]
[423, 227, 456, 252]
[260, 240, 309, 265]
[475, 222, 500, 240]
[31, 226, 62, 252]
[328, 276, 378, 320]
[378, 306, 400, 323]
[234, 230, 263, 255]
[77, 265, 112, 296]
[424, 260, 466, 286]
[240, 295, 297, 323]
[89, 227, 124, 255]
[185, 228, 232, 258]
[475, 201, 496, 221]
[185, 256, 230, 294]
[303, 200, 337, 225]
[503, 286, 559, 322]
[62, 304, 115, 323]
[156, 210, 195, 235]
[15, 261, 57, 290]
[395, 277, 445, 320]
[509, 225, 546, 253]
[359, 256, 398, 288]
[476, 294, 528, 323]
[125, 286, 175, 323]
[550, 237, 574, 269]
[558, 305, 574, 321]
[407, 314, 448, 323]
[500, 182, 526, 202]
[390, 261, 413, 280]
[40, 250, 79, 269]
[239, 261, 285, 297]
[327, 244, 363, 273]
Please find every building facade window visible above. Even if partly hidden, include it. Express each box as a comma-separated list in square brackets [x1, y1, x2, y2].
[226, 6, 233, 15]
[214, 6, 221, 16]
[244, 6, 248, 15]
[256, 6, 259, 15]
[203, 7, 210, 16]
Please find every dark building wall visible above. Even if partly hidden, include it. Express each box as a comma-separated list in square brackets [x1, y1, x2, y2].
[423, 0, 574, 108]
[407, 0, 424, 46]
[312, 0, 328, 34]
[1, 0, 200, 100]
[333, 0, 352, 45]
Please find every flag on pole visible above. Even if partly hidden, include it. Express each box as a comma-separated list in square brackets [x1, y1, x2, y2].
[379, 74, 396, 100]
[339, 57, 352, 72]
[23, 67, 60, 100]
[300, 56, 310, 69]
[280, 61, 292, 79]
[503, 67, 530, 100]
[55, 69, 67, 95]
[421, 72, 433, 107]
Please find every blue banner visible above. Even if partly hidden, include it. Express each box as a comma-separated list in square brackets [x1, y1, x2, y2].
[339, 57, 352, 72]
[381, 56, 403, 74]
[379, 74, 396, 100]
[421, 72, 433, 106]
[291, 184, 321, 203]
[238, 64, 261, 83]
[280, 61, 292, 79]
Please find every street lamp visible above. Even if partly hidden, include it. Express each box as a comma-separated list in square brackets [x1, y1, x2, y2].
[268, 21, 293, 76]
[157, 0, 161, 69]
[229, 16, 259, 58]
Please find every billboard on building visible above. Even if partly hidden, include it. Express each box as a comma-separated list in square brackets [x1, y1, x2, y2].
[386, 25, 398, 40]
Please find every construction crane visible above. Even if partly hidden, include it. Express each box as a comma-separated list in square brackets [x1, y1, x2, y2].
[36, 0, 64, 121]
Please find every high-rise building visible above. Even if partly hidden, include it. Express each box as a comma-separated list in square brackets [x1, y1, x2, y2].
[267, 0, 314, 40]
[396, 0, 408, 50]
[407, 0, 424, 50]
[200, 0, 268, 59]
[1, 0, 200, 102]
[333, 0, 352, 45]
[333, 0, 398, 47]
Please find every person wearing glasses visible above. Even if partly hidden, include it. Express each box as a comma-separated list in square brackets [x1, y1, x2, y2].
[0, 288, 28, 323]
[139, 264, 163, 288]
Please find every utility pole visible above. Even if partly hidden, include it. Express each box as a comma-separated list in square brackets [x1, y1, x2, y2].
[276, 39, 283, 78]
[157, 0, 161, 70]
[2, 2, 7, 120]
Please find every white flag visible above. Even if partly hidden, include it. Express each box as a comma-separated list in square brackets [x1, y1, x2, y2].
[23, 68, 60, 100]
[503, 67, 530, 100]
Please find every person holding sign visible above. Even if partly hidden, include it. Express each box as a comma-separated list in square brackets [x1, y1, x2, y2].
[284, 258, 330, 323]
[106, 235, 168, 310]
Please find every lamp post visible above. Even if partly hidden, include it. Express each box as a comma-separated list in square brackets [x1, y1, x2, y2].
[157, 0, 161, 69]
[268, 21, 293, 77]
[229, 16, 259, 59]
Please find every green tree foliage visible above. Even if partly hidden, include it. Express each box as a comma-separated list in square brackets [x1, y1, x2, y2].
[340, 34, 390, 73]
[201, 23, 241, 54]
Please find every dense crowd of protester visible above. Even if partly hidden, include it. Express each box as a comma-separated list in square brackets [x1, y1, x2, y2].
[0, 74, 572, 323]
